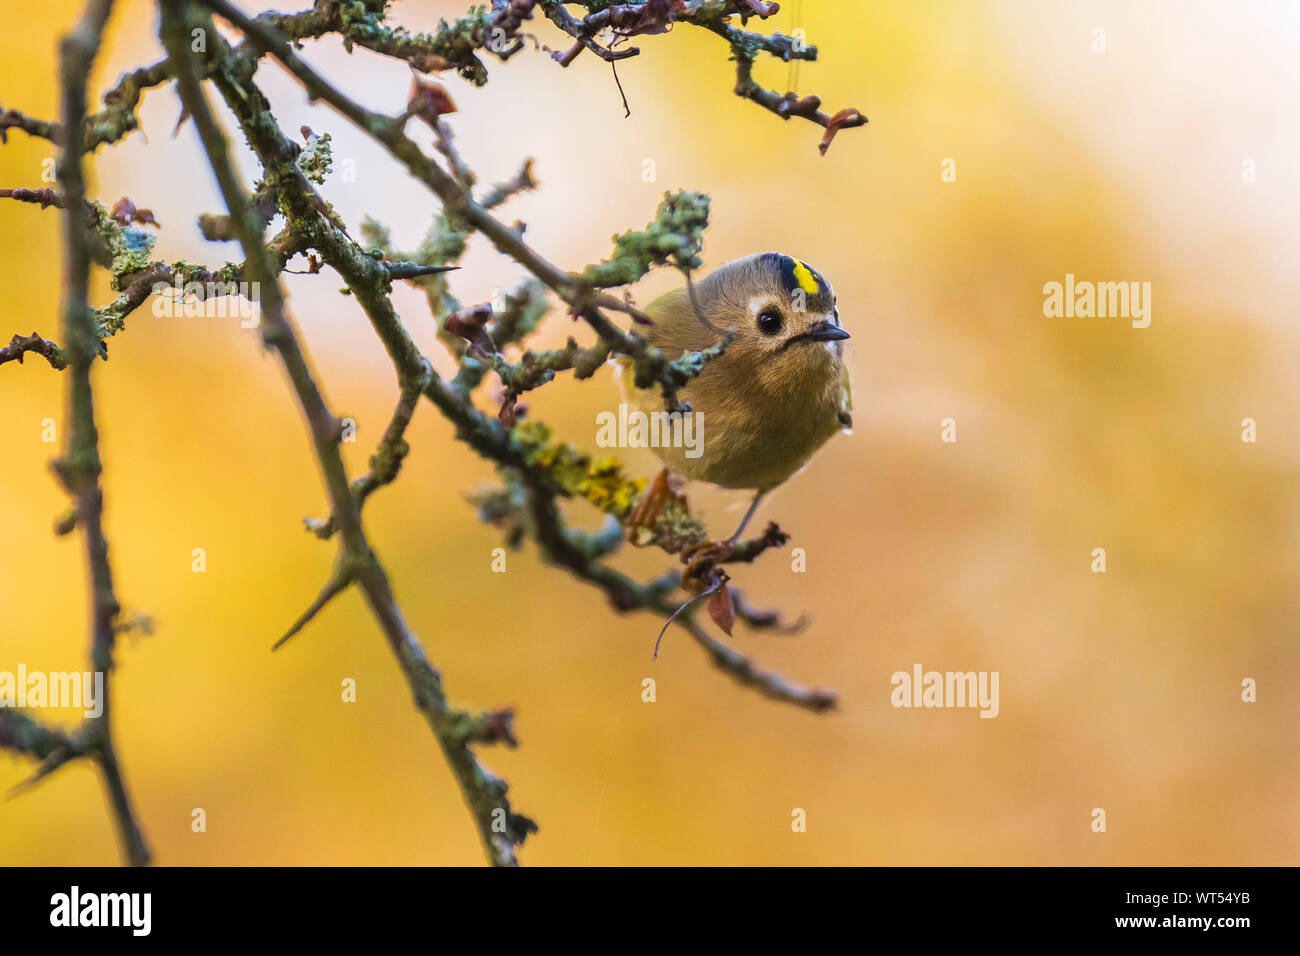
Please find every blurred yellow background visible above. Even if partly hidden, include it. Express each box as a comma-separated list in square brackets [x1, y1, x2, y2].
[2, 0, 1298, 865]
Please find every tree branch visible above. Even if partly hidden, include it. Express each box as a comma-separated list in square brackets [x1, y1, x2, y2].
[0, 332, 68, 369]
[47, 0, 152, 867]
[161, 0, 536, 865]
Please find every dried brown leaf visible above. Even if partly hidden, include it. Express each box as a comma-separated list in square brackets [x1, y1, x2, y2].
[819, 107, 866, 156]
[410, 52, 454, 74]
[445, 303, 495, 352]
[707, 581, 735, 636]
[498, 393, 519, 429]
[408, 77, 458, 126]
[110, 197, 160, 227]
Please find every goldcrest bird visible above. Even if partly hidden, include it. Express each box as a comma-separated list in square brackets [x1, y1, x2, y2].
[620, 252, 852, 541]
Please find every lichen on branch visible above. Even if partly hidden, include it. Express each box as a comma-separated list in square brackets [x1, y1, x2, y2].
[580, 190, 710, 288]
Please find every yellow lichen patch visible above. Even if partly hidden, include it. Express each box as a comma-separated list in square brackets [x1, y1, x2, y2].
[511, 423, 646, 518]
[580, 457, 646, 517]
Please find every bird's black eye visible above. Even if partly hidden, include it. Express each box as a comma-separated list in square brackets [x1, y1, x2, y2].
[757, 308, 783, 335]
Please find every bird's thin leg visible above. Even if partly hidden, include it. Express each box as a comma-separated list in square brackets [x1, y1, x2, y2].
[728, 492, 765, 543]
[678, 491, 764, 590]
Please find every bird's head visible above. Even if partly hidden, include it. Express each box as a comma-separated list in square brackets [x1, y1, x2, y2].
[689, 252, 849, 390]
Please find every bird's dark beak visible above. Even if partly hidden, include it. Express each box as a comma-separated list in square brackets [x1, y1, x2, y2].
[807, 319, 851, 342]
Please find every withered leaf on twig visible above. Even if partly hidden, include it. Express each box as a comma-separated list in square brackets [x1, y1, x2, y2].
[110, 197, 160, 227]
[707, 579, 735, 636]
[819, 108, 866, 156]
[444, 303, 496, 353]
[410, 52, 454, 74]
[408, 77, 458, 127]
[498, 393, 522, 429]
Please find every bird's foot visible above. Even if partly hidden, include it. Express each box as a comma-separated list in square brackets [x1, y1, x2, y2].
[680, 537, 737, 585]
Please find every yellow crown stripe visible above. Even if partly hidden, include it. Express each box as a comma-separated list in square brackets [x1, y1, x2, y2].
[791, 259, 821, 294]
